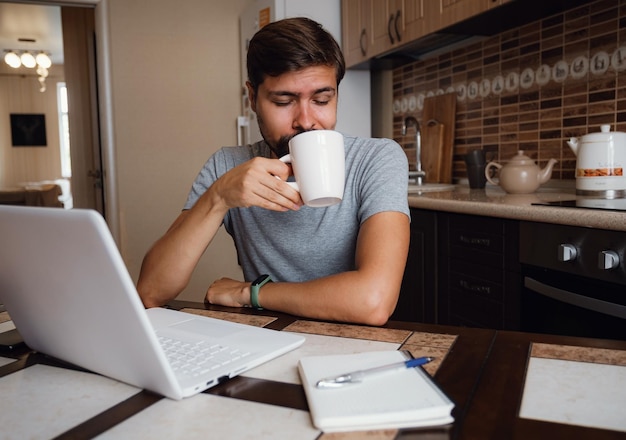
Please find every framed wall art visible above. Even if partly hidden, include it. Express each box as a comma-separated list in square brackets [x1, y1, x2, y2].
[10, 113, 47, 147]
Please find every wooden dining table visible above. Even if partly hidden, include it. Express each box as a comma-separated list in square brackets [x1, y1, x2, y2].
[0, 300, 624, 439]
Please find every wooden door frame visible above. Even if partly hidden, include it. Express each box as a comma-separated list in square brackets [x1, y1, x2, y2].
[62, 6, 104, 214]
[24, 0, 119, 244]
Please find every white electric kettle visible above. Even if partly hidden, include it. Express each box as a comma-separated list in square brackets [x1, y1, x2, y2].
[567, 124, 626, 198]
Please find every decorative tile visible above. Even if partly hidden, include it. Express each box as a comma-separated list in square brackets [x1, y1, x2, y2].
[319, 430, 397, 440]
[179, 308, 276, 327]
[243, 333, 400, 384]
[0, 365, 140, 439]
[520, 357, 626, 432]
[530, 342, 626, 366]
[403, 332, 457, 348]
[284, 321, 411, 344]
[392, 0, 624, 181]
[97, 394, 320, 439]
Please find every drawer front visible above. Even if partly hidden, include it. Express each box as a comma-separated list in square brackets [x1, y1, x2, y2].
[449, 244, 505, 269]
[448, 290, 504, 329]
[449, 271, 503, 302]
[441, 212, 506, 258]
[440, 212, 520, 271]
[450, 228, 504, 255]
[447, 212, 506, 235]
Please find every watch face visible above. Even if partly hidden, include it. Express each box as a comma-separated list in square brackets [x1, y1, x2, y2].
[250, 274, 271, 310]
[252, 274, 270, 286]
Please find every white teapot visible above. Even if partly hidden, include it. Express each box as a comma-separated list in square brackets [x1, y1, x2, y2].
[567, 124, 626, 196]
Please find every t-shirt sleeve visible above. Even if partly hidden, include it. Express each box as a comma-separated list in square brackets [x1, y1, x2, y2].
[183, 154, 221, 211]
[183, 145, 263, 211]
[356, 138, 410, 224]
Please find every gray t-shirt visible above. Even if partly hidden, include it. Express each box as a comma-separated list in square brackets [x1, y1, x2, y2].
[184, 134, 410, 282]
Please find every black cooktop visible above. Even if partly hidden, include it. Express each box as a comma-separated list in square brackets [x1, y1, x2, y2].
[532, 199, 626, 212]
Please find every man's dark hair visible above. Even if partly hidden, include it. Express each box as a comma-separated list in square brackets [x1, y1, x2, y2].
[246, 17, 346, 93]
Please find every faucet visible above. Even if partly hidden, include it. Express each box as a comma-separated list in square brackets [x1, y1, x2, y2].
[402, 116, 425, 186]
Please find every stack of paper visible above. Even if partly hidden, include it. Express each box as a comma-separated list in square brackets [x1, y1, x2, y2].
[298, 350, 454, 432]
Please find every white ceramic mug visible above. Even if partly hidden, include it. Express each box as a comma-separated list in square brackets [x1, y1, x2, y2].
[279, 130, 345, 207]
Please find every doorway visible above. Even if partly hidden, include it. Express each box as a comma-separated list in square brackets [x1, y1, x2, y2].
[61, 6, 104, 214]
[0, 2, 104, 214]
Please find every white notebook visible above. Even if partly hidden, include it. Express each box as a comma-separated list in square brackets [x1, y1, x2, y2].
[298, 350, 454, 432]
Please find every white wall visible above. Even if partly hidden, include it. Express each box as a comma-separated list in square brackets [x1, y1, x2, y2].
[108, 0, 251, 301]
[104, 0, 370, 303]
[0, 64, 65, 187]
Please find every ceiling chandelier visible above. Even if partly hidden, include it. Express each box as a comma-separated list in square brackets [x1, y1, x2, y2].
[4, 50, 52, 92]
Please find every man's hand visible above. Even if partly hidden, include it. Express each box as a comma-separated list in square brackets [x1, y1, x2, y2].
[210, 157, 302, 212]
[206, 277, 251, 307]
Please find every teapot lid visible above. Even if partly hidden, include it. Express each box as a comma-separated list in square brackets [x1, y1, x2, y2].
[509, 150, 535, 164]
[580, 124, 626, 143]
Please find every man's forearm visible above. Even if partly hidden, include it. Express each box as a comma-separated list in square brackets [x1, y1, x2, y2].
[250, 269, 402, 326]
[137, 236, 197, 307]
[138, 200, 227, 307]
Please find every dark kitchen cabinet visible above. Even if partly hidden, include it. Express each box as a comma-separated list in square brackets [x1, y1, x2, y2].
[394, 209, 521, 329]
[392, 208, 437, 323]
[438, 212, 521, 330]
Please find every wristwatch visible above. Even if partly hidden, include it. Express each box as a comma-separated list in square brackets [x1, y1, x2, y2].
[250, 274, 272, 310]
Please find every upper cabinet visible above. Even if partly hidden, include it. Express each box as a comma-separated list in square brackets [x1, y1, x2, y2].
[430, 0, 508, 32]
[342, 0, 510, 68]
[371, 1, 426, 56]
[370, 0, 402, 56]
[343, 0, 427, 68]
[342, 0, 372, 67]
[404, 0, 428, 41]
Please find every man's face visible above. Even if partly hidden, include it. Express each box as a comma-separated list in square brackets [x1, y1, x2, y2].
[247, 65, 338, 158]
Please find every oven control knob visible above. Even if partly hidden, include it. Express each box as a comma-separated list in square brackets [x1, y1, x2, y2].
[598, 250, 620, 270]
[558, 244, 577, 262]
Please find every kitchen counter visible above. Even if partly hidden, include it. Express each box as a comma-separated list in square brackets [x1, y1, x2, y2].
[408, 181, 626, 232]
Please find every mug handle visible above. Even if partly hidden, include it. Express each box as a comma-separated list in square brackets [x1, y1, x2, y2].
[484, 161, 501, 186]
[277, 154, 299, 190]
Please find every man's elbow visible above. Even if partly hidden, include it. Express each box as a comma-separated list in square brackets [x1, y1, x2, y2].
[364, 312, 391, 327]
[136, 278, 173, 309]
[359, 287, 399, 326]
[137, 284, 160, 309]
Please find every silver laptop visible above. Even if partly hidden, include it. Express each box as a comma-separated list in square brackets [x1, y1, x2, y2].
[0, 205, 304, 400]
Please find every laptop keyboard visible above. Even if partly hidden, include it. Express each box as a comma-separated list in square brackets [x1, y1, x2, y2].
[158, 335, 251, 378]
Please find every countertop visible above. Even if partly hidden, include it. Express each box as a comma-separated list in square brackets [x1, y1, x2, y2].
[408, 181, 626, 232]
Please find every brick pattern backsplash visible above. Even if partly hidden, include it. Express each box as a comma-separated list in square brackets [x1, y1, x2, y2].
[392, 0, 626, 182]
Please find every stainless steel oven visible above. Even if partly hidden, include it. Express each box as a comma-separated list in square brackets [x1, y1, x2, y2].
[519, 221, 626, 341]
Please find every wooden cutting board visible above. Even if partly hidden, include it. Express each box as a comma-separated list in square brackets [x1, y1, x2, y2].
[420, 120, 444, 183]
[421, 93, 457, 183]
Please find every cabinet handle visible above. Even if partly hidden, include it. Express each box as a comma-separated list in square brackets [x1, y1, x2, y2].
[394, 10, 402, 42]
[524, 277, 626, 319]
[388, 14, 395, 44]
[459, 279, 492, 295]
[459, 234, 491, 247]
[359, 28, 367, 56]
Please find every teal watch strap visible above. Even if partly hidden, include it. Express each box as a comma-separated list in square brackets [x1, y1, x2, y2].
[250, 274, 272, 310]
